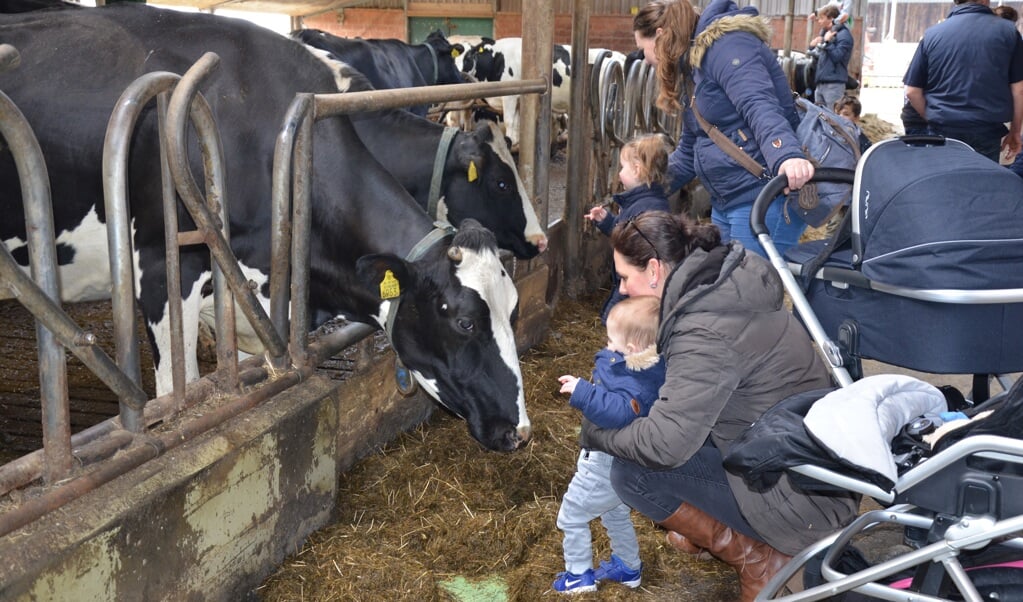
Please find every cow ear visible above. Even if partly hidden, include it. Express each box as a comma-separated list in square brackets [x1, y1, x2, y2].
[356, 254, 413, 301]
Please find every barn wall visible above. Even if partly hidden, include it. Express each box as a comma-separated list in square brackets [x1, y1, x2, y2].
[0, 358, 435, 601]
[304, 7, 406, 39]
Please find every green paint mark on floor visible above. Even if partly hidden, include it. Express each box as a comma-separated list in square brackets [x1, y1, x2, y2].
[438, 575, 508, 602]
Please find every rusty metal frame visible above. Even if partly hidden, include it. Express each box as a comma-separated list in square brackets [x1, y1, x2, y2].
[0, 51, 551, 536]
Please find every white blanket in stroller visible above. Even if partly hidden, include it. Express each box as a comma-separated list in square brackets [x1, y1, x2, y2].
[803, 375, 947, 486]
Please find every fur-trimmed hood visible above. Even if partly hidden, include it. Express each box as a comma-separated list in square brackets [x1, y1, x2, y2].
[624, 344, 660, 372]
[691, 11, 772, 69]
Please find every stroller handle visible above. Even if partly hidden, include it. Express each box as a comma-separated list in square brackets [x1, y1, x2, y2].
[750, 168, 856, 237]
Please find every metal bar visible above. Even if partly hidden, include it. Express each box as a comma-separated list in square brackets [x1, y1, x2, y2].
[186, 81, 240, 392]
[564, 0, 592, 296]
[102, 71, 181, 431]
[269, 95, 308, 367]
[288, 99, 314, 368]
[0, 74, 72, 484]
[0, 354, 271, 497]
[0, 252, 148, 410]
[164, 52, 288, 362]
[158, 91, 189, 408]
[312, 79, 548, 117]
[0, 366, 304, 538]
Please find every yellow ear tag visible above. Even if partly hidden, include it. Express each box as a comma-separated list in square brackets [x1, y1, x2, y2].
[379, 269, 401, 300]
[451, 48, 461, 58]
[468, 160, 478, 182]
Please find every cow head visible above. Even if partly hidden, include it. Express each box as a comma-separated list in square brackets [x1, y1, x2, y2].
[445, 121, 547, 258]
[423, 30, 466, 86]
[460, 38, 503, 82]
[355, 220, 530, 452]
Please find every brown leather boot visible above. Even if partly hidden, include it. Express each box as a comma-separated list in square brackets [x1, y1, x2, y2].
[658, 503, 791, 602]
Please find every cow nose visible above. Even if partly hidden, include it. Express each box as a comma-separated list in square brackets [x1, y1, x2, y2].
[530, 234, 548, 253]
[516, 424, 532, 446]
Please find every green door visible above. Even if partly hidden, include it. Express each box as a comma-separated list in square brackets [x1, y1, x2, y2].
[409, 17, 493, 44]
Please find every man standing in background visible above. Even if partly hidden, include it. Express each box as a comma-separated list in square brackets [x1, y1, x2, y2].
[903, 0, 1023, 162]
[810, 4, 855, 110]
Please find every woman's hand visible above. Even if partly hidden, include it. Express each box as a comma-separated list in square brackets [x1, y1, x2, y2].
[778, 157, 815, 193]
[558, 375, 580, 395]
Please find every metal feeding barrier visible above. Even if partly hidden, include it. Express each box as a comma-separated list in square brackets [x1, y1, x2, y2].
[0, 49, 551, 537]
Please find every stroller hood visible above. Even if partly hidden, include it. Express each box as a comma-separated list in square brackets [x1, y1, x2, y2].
[853, 138, 1023, 290]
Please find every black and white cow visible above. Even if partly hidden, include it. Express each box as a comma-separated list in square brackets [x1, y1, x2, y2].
[292, 28, 464, 117]
[0, 5, 530, 452]
[300, 55, 546, 258]
[458, 38, 626, 149]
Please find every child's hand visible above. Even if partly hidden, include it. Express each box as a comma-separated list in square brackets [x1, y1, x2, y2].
[558, 375, 579, 395]
[585, 206, 608, 223]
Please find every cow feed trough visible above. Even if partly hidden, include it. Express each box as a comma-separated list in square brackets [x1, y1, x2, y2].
[0, 14, 561, 597]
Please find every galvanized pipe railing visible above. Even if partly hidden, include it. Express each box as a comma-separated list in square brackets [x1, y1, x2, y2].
[164, 52, 285, 385]
[0, 48, 70, 483]
[270, 77, 548, 359]
[103, 71, 180, 429]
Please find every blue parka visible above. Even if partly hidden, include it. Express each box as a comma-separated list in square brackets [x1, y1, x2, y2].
[669, 0, 803, 211]
[814, 22, 854, 85]
[570, 345, 665, 430]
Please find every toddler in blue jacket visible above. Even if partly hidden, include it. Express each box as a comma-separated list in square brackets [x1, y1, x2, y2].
[552, 295, 666, 594]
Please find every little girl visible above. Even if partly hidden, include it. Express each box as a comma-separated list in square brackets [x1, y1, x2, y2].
[586, 133, 671, 322]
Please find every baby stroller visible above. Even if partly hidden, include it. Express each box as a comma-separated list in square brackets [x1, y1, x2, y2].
[737, 137, 1023, 600]
[777, 136, 1023, 396]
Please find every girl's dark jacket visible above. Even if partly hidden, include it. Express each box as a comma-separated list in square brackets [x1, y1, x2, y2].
[595, 183, 670, 322]
[668, 0, 803, 211]
[581, 242, 859, 555]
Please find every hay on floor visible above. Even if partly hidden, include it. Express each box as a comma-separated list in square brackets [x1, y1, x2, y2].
[257, 292, 738, 601]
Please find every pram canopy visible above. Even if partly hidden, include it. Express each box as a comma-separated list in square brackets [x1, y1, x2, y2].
[851, 137, 1023, 290]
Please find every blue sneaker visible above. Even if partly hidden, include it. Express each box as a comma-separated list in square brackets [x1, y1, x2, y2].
[552, 568, 597, 594]
[593, 554, 642, 588]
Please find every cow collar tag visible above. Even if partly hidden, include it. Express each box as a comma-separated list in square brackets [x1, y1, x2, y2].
[428, 127, 459, 218]
[468, 160, 478, 182]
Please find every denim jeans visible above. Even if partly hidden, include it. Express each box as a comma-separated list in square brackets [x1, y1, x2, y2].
[711, 194, 807, 259]
[609, 439, 762, 540]
[815, 82, 846, 111]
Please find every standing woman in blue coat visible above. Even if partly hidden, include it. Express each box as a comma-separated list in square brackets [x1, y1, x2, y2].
[634, 0, 815, 257]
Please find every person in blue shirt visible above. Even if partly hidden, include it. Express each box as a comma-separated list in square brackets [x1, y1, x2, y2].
[633, 0, 816, 259]
[810, 4, 855, 110]
[585, 133, 671, 322]
[903, 0, 1023, 162]
[552, 295, 666, 594]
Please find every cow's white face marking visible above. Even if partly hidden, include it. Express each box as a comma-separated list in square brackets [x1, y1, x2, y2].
[2, 207, 112, 303]
[483, 121, 547, 252]
[453, 246, 529, 432]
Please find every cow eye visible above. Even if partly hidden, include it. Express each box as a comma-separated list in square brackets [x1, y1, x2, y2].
[497, 179, 509, 192]
[456, 317, 475, 332]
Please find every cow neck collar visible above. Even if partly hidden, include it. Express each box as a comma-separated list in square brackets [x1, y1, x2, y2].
[381, 221, 457, 344]
[428, 126, 459, 218]
[423, 40, 440, 84]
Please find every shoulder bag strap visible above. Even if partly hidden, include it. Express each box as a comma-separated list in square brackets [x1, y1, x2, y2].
[690, 97, 768, 179]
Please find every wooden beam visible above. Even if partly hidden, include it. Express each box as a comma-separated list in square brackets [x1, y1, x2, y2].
[406, 2, 493, 18]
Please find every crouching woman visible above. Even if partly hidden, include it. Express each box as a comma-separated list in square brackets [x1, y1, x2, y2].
[580, 211, 859, 601]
